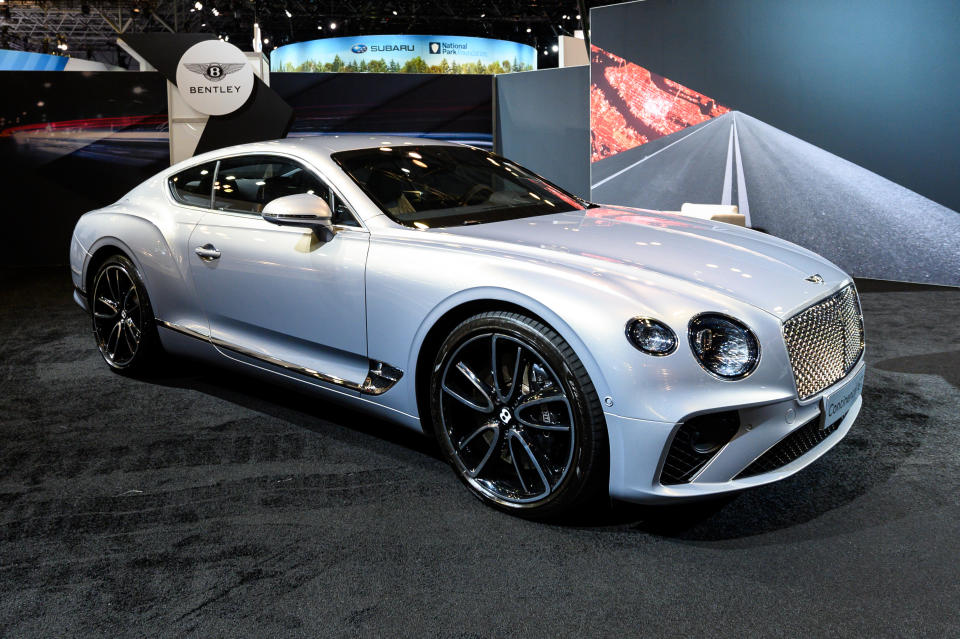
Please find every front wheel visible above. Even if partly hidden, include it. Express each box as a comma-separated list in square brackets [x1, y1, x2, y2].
[429, 311, 608, 519]
[90, 254, 162, 373]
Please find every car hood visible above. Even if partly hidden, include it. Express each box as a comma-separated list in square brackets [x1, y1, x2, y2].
[435, 207, 850, 319]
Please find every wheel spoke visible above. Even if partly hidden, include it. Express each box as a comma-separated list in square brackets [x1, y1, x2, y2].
[510, 430, 551, 495]
[123, 320, 141, 353]
[515, 389, 572, 431]
[452, 361, 494, 412]
[443, 384, 493, 413]
[492, 335, 524, 403]
[106, 268, 118, 302]
[458, 424, 500, 478]
[106, 321, 123, 359]
[95, 296, 119, 316]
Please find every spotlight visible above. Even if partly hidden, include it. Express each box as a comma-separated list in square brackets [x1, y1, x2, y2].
[526, 27, 531, 33]
[329, 21, 337, 30]
[392, 10, 397, 15]
[284, 9, 292, 18]
[316, 24, 322, 30]
[211, 8, 219, 16]
[194, 2, 202, 11]
[263, 37, 269, 44]
[223, 34, 229, 41]
[551, 44, 559, 52]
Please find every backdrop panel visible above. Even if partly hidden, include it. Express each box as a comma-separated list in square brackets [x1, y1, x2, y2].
[0, 71, 493, 267]
[494, 66, 590, 199]
[589, 0, 960, 286]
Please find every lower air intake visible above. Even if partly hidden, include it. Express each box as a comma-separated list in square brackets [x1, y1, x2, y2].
[660, 411, 739, 485]
[735, 413, 846, 479]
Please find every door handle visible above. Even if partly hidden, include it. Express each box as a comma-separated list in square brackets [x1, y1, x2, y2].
[195, 244, 221, 261]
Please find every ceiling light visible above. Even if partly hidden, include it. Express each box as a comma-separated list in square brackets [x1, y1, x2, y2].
[212, 8, 219, 16]
[284, 9, 292, 18]
[329, 21, 337, 30]
[263, 37, 269, 44]
[194, 1, 202, 10]
[392, 10, 398, 15]
[551, 44, 559, 52]
[526, 27, 531, 33]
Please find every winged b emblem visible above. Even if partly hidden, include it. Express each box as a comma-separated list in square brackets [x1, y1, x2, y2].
[184, 62, 246, 82]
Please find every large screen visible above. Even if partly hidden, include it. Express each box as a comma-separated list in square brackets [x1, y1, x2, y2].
[589, 0, 960, 286]
[271, 35, 535, 74]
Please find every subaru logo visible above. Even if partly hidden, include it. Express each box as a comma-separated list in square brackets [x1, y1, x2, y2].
[351, 43, 367, 54]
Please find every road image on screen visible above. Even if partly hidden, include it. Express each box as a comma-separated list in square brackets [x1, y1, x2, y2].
[588, 36, 960, 286]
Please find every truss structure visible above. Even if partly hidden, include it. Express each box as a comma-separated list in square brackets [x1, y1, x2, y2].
[0, 1, 609, 67]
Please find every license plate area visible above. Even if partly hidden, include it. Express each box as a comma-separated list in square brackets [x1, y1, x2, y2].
[820, 366, 865, 430]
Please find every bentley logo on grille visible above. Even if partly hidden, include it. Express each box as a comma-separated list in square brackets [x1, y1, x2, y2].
[805, 274, 824, 284]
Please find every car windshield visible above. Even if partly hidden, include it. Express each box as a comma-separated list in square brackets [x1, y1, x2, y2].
[331, 145, 593, 228]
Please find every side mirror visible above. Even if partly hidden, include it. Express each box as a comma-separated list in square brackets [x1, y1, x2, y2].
[262, 193, 333, 235]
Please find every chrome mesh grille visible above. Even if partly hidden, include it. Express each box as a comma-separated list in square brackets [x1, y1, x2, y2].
[783, 285, 864, 400]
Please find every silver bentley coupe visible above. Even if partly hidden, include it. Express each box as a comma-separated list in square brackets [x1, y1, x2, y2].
[70, 136, 865, 518]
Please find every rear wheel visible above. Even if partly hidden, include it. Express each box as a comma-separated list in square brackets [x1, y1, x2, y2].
[430, 311, 608, 518]
[90, 254, 162, 373]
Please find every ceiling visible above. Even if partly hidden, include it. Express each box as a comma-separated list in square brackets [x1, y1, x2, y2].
[0, 1, 622, 68]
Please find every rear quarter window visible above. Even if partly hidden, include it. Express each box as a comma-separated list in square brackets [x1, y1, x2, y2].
[169, 161, 217, 208]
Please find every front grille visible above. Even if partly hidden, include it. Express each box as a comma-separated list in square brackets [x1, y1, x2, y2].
[783, 285, 864, 400]
[735, 413, 845, 479]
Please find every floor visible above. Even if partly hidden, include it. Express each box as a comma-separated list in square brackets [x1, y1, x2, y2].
[1, 268, 958, 637]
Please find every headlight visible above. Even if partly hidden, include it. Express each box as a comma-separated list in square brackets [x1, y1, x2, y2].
[688, 314, 760, 379]
[626, 317, 677, 356]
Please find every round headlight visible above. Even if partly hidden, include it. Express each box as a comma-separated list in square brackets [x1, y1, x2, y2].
[626, 317, 677, 356]
[688, 314, 759, 379]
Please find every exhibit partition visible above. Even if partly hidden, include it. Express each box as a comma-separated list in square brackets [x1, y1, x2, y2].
[494, 66, 590, 199]
[588, 0, 960, 286]
[0, 71, 492, 267]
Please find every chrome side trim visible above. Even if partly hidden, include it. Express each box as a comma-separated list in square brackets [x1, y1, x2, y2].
[156, 319, 402, 395]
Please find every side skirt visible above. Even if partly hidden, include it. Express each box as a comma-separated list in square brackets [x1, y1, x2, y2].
[156, 319, 404, 396]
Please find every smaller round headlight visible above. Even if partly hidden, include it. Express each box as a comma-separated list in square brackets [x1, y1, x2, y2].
[626, 317, 678, 356]
[688, 314, 760, 379]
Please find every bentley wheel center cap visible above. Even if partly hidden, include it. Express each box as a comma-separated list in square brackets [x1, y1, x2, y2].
[499, 407, 513, 425]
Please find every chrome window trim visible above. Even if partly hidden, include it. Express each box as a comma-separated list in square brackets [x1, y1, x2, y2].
[164, 151, 368, 232]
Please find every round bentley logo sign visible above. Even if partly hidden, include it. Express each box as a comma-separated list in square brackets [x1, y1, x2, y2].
[175, 39, 255, 116]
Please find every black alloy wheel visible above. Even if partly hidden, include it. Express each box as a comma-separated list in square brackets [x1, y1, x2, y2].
[90, 254, 161, 372]
[430, 311, 608, 518]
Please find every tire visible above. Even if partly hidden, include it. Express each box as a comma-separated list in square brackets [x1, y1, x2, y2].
[89, 254, 162, 373]
[429, 311, 608, 519]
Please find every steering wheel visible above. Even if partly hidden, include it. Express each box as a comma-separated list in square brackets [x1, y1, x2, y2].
[459, 184, 494, 206]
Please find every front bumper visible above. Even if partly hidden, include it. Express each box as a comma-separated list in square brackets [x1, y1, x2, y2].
[606, 360, 864, 503]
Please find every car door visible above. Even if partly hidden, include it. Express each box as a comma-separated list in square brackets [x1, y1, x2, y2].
[187, 153, 371, 391]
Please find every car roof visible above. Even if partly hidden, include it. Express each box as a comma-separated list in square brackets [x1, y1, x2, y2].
[286, 134, 461, 153]
[175, 134, 464, 173]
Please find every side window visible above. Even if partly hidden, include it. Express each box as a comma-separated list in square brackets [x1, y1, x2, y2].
[169, 161, 217, 208]
[213, 155, 331, 214]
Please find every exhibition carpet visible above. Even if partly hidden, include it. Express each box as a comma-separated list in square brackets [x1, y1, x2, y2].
[1, 268, 958, 637]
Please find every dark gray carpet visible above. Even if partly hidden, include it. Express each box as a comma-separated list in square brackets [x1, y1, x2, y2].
[1, 268, 958, 637]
